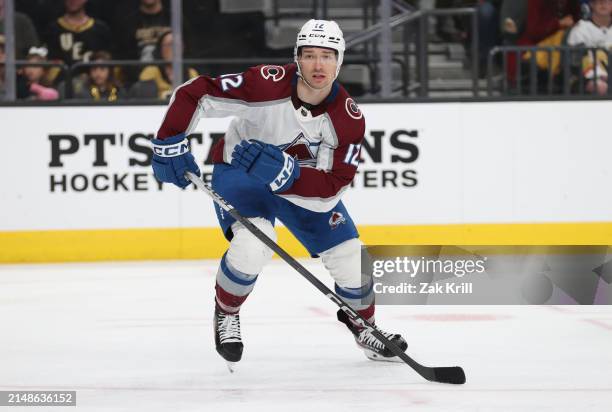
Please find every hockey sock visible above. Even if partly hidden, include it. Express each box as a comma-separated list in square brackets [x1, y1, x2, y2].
[334, 280, 375, 330]
[215, 252, 258, 314]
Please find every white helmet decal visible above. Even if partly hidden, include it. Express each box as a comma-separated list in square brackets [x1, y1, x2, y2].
[294, 19, 345, 81]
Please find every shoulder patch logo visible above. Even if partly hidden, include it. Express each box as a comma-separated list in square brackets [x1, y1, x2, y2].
[345, 98, 363, 120]
[261, 65, 286, 82]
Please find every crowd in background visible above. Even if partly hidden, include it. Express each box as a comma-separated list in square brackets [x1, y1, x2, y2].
[435, 0, 611, 94]
[1, 0, 611, 101]
[0, 0, 278, 101]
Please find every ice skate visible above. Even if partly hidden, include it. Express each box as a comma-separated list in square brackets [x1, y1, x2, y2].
[337, 310, 408, 362]
[214, 305, 243, 372]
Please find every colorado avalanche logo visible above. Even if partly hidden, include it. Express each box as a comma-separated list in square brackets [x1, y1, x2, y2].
[261, 65, 286, 82]
[279, 132, 320, 167]
[345, 98, 363, 120]
[329, 211, 346, 230]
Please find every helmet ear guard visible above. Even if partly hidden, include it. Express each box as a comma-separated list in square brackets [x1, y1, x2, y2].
[294, 19, 345, 81]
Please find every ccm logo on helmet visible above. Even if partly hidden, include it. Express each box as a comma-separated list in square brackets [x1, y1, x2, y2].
[345, 98, 363, 120]
[261, 65, 286, 82]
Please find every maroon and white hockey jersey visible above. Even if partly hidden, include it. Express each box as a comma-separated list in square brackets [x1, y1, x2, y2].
[156, 63, 366, 212]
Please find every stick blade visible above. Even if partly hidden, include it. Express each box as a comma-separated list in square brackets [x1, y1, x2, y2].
[432, 366, 466, 385]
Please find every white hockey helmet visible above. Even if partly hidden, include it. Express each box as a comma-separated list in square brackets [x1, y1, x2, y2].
[294, 19, 345, 80]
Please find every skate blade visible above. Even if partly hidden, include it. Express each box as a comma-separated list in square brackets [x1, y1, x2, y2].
[226, 361, 238, 373]
[363, 348, 404, 363]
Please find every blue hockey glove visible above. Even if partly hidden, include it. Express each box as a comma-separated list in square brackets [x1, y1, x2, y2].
[231, 140, 300, 193]
[151, 134, 201, 188]
[230, 140, 264, 170]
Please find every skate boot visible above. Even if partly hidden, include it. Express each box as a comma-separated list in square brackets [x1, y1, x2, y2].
[337, 309, 408, 362]
[214, 305, 243, 372]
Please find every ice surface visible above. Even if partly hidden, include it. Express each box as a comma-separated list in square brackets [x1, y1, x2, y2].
[1, 259, 611, 411]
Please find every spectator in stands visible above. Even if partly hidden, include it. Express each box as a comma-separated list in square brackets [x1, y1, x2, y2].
[16, 46, 59, 100]
[113, 0, 173, 85]
[15, 0, 64, 37]
[568, 0, 612, 94]
[72, 50, 125, 101]
[133, 30, 197, 100]
[507, 0, 581, 91]
[44, 0, 111, 83]
[114, 0, 171, 63]
[433, 0, 476, 42]
[85, 0, 129, 32]
[580, 0, 593, 18]
[519, 0, 581, 45]
[478, 1, 503, 65]
[0, 0, 40, 58]
[500, 0, 528, 44]
[465, 0, 503, 77]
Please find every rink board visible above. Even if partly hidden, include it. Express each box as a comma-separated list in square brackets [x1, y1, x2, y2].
[1, 101, 611, 262]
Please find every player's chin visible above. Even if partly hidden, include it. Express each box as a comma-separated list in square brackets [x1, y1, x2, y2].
[309, 76, 331, 89]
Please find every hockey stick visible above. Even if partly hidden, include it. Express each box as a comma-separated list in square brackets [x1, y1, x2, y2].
[186, 171, 466, 385]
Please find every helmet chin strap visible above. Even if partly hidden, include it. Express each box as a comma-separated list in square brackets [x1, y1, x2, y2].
[296, 60, 336, 94]
[296, 61, 318, 91]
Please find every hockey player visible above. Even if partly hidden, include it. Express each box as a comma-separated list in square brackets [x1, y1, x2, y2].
[151, 19, 407, 370]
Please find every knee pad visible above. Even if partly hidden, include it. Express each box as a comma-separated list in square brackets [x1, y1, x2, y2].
[320, 238, 365, 288]
[226, 217, 276, 275]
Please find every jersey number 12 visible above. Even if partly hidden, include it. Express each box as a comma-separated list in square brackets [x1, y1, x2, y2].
[344, 144, 361, 167]
[220, 73, 244, 92]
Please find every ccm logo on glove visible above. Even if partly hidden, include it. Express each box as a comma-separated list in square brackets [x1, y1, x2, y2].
[150, 134, 201, 189]
[152, 139, 190, 157]
[270, 155, 296, 192]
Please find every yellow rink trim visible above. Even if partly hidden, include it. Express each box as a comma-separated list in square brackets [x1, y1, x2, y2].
[1, 222, 612, 263]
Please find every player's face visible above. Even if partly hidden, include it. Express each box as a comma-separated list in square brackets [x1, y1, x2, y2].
[591, 0, 612, 16]
[298, 47, 338, 89]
